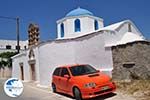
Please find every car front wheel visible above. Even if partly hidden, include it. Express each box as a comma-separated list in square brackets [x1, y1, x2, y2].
[73, 87, 82, 100]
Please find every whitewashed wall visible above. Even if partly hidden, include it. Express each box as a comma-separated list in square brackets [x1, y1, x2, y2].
[12, 47, 40, 82]
[38, 40, 75, 85]
[103, 23, 142, 46]
[38, 31, 113, 85]
[12, 31, 115, 86]
[74, 33, 113, 70]
[12, 53, 30, 80]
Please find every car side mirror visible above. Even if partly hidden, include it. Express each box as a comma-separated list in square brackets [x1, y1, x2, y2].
[64, 75, 70, 79]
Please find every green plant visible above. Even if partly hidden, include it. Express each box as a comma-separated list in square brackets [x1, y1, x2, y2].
[0, 52, 17, 68]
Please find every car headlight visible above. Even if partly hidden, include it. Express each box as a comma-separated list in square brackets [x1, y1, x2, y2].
[84, 82, 96, 88]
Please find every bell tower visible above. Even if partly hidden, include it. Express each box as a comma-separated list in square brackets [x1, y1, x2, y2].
[28, 23, 40, 48]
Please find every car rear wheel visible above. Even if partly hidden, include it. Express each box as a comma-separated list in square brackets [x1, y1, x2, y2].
[52, 83, 57, 93]
[73, 87, 82, 100]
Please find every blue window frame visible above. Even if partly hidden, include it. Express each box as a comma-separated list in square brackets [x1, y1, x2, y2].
[60, 23, 64, 37]
[74, 19, 81, 32]
[94, 20, 99, 30]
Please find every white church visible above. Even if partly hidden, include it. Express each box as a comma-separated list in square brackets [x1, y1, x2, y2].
[12, 7, 145, 86]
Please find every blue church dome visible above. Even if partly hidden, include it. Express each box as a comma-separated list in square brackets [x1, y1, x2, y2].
[66, 7, 93, 17]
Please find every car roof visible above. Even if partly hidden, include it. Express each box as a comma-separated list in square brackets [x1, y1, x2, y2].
[58, 64, 88, 68]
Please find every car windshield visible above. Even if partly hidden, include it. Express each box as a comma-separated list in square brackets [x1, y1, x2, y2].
[69, 65, 98, 76]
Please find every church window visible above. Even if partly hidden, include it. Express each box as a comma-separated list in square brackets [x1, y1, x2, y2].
[94, 20, 99, 30]
[75, 19, 81, 32]
[128, 23, 132, 32]
[24, 46, 27, 50]
[60, 23, 64, 37]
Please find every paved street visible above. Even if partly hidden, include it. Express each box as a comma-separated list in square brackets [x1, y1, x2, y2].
[0, 79, 136, 100]
[0, 79, 72, 100]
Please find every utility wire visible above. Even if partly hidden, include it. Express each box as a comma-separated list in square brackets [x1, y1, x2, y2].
[0, 16, 16, 20]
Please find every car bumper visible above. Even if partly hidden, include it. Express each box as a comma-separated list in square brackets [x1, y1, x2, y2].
[80, 82, 116, 99]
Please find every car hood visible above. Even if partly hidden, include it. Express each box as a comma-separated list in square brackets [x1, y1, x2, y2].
[73, 72, 110, 86]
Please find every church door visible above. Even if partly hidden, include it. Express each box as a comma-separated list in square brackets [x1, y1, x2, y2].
[20, 66, 24, 80]
[30, 64, 36, 81]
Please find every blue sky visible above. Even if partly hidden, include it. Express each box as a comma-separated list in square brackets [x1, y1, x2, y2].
[0, 0, 150, 40]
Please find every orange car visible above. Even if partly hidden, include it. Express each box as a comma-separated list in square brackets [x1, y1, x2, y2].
[52, 64, 116, 100]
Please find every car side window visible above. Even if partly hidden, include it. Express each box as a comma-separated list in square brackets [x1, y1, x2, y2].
[61, 68, 70, 77]
[53, 68, 61, 76]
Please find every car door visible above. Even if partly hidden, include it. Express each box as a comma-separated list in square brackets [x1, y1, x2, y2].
[59, 67, 71, 92]
[52, 67, 61, 90]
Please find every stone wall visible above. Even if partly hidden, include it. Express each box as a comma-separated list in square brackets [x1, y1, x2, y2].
[0, 67, 12, 78]
[112, 41, 150, 80]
